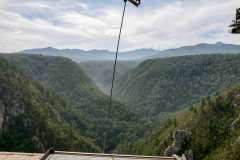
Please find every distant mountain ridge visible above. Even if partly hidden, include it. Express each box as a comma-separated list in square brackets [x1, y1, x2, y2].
[20, 47, 157, 62]
[149, 42, 240, 59]
[19, 42, 240, 62]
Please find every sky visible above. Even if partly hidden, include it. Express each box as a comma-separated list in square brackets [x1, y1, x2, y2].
[0, 0, 240, 52]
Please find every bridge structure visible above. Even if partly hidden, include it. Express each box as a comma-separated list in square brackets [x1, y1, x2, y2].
[0, 151, 175, 160]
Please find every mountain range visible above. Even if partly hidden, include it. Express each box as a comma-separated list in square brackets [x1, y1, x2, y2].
[149, 42, 240, 59]
[20, 42, 240, 62]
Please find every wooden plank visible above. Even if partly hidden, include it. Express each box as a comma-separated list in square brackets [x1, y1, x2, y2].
[53, 151, 175, 160]
[0, 152, 42, 160]
[48, 154, 175, 160]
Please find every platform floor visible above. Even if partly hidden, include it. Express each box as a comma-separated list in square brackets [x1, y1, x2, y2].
[0, 152, 42, 160]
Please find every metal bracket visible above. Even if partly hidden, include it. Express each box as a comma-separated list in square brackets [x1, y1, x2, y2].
[125, 0, 141, 7]
[40, 148, 55, 160]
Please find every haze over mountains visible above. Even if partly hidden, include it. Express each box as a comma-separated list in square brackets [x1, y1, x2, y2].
[20, 47, 157, 62]
[20, 42, 240, 62]
[79, 60, 139, 93]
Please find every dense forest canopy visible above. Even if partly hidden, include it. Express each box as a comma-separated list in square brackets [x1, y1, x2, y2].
[115, 54, 240, 120]
[119, 85, 240, 160]
[0, 57, 99, 152]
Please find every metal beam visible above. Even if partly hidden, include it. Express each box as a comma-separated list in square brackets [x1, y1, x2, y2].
[229, 8, 240, 34]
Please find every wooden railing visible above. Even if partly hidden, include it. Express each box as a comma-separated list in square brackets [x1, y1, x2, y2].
[43, 151, 175, 160]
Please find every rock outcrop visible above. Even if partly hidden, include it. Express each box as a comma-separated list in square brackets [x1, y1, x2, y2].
[0, 101, 4, 134]
[184, 150, 193, 160]
[230, 115, 240, 135]
[232, 93, 240, 107]
[164, 130, 192, 160]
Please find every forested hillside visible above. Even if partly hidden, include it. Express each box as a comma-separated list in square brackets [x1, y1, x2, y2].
[1, 54, 142, 151]
[0, 57, 99, 153]
[119, 85, 240, 160]
[79, 60, 138, 93]
[115, 54, 240, 120]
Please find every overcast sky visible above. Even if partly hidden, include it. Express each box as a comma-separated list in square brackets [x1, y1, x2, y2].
[0, 0, 240, 52]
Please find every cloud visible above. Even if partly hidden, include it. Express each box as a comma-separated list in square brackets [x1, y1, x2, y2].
[0, 0, 239, 52]
[122, 0, 240, 50]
